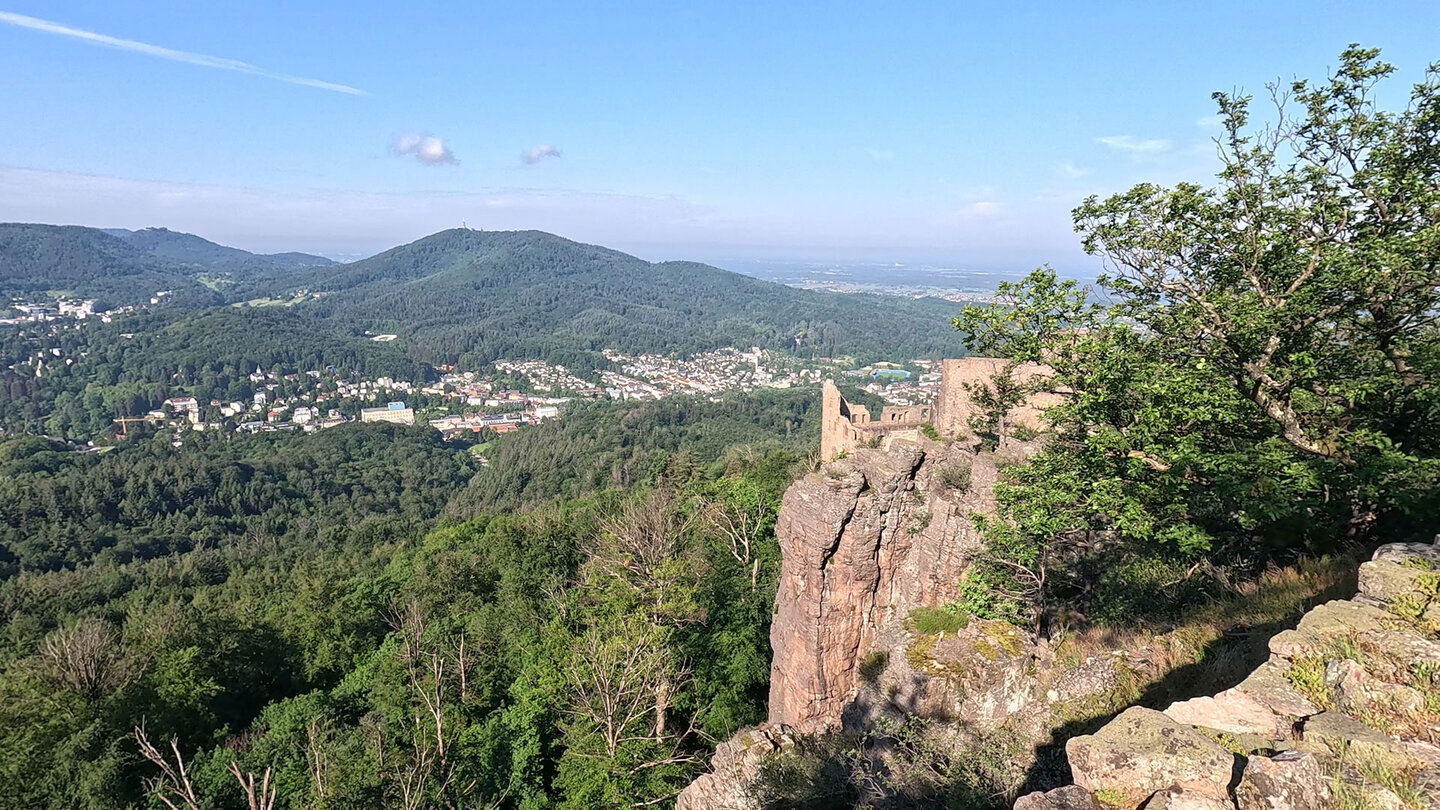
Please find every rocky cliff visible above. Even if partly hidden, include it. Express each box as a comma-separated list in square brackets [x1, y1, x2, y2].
[767, 440, 999, 730]
[678, 437, 1123, 809]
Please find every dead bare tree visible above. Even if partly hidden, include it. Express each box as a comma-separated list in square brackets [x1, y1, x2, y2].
[594, 489, 697, 598]
[134, 721, 283, 810]
[227, 761, 278, 810]
[305, 716, 334, 804]
[384, 599, 478, 810]
[132, 722, 202, 810]
[563, 624, 695, 766]
[37, 618, 134, 701]
[705, 487, 770, 590]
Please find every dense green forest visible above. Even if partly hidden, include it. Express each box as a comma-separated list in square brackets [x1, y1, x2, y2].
[0, 394, 809, 809]
[454, 387, 830, 511]
[102, 228, 334, 272]
[0, 225, 331, 307]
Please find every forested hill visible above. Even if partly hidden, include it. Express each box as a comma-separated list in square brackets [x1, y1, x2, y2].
[0, 224, 331, 306]
[3, 224, 969, 365]
[0, 224, 209, 306]
[293, 228, 970, 363]
[102, 227, 334, 270]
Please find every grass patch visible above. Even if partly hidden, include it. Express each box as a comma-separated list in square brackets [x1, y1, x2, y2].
[1287, 656, 1335, 711]
[1093, 788, 1128, 808]
[909, 606, 969, 635]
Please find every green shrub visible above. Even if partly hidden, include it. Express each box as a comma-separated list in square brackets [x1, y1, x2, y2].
[907, 509, 932, 535]
[1009, 424, 1041, 441]
[935, 460, 972, 492]
[920, 422, 941, 441]
[859, 650, 889, 686]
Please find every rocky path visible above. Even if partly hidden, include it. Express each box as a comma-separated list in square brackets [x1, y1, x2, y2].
[1018, 540, 1440, 810]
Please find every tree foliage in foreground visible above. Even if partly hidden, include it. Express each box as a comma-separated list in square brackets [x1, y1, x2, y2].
[0, 418, 798, 809]
[956, 47, 1440, 626]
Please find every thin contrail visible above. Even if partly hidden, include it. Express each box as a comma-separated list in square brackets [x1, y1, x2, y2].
[0, 10, 365, 95]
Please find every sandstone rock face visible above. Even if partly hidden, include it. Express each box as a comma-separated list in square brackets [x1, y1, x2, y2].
[1324, 658, 1424, 716]
[1164, 688, 1287, 740]
[1233, 751, 1330, 810]
[1014, 785, 1097, 810]
[673, 725, 796, 810]
[1066, 707, 1236, 810]
[766, 443, 998, 731]
[1142, 787, 1236, 810]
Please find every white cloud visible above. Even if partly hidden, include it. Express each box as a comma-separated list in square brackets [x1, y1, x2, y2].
[1195, 115, 1225, 128]
[867, 149, 895, 162]
[1097, 135, 1172, 153]
[394, 134, 457, 165]
[959, 201, 1003, 217]
[1057, 162, 1093, 178]
[522, 144, 561, 165]
[0, 11, 364, 95]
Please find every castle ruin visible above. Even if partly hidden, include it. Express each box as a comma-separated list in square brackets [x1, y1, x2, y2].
[820, 357, 1057, 459]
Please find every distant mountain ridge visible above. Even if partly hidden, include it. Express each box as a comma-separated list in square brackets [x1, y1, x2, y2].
[0, 223, 971, 365]
[294, 228, 972, 363]
[0, 223, 333, 306]
[102, 227, 334, 270]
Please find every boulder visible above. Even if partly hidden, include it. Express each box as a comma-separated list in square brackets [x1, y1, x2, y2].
[1235, 660, 1320, 722]
[1066, 707, 1237, 810]
[1371, 541, 1440, 566]
[1359, 785, 1410, 810]
[1323, 659, 1424, 716]
[1234, 750, 1331, 810]
[1014, 785, 1097, 810]
[1356, 629, 1440, 678]
[674, 725, 796, 810]
[1300, 712, 1426, 771]
[1358, 559, 1434, 604]
[1269, 601, 1398, 660]
[1140, 787, 1235, 810]
[1165, 688, 1286, 740]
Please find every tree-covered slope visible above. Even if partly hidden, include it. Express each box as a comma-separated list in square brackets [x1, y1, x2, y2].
[0, 224, 215, 306]
[103, 227, 334, 270]
[0, 224, 331, 307]
[294, 229, 971, 364]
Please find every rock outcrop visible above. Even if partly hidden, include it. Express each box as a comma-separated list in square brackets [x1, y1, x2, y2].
[767, 440, 1008, 731]
[680, 438, 1127, 809]
[1013, 539, 1440, 810]
[674, 726, 797, 810]
[676, 427, 1440, 810]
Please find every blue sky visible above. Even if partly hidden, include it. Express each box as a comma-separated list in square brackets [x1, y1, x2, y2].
[0, 1, 1436, 267]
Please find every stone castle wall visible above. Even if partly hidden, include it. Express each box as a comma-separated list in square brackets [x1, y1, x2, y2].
[821, 358, 1058, 459]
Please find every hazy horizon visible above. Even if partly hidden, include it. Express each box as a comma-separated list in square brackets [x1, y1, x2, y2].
[3, 2, 1437, 271]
